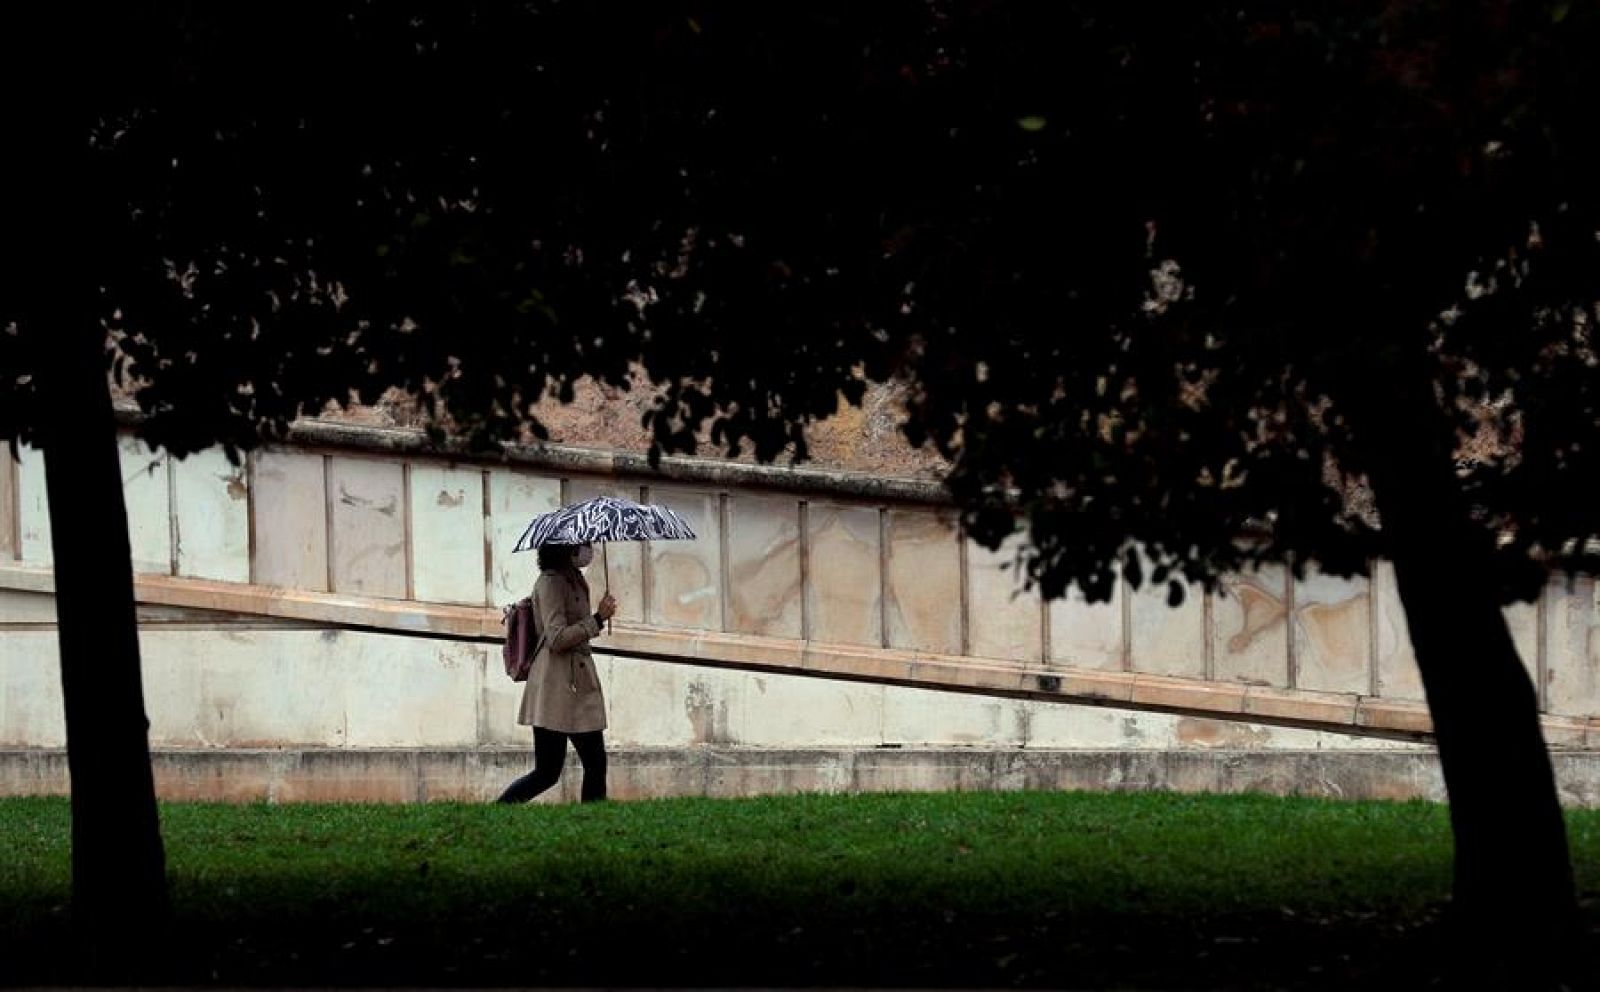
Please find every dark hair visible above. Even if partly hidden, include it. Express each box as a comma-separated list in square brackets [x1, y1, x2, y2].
[537, 545, 575, 572]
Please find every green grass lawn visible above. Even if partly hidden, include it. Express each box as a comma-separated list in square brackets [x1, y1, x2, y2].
[2, 791, 1598, 987]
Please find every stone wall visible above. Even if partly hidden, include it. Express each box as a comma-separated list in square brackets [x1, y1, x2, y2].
[4, 426, 1598, 719]
[0, 590, 1426, 754]
[3, 422, 1600, 803]
[3, 584, 1474, 803]
[22, 747, 1600, 806]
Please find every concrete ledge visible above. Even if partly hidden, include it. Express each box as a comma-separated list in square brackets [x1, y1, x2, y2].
[11, 564, 1597, 746]
[0, 564, 1447, 742]
[5, 746, 1600, 807]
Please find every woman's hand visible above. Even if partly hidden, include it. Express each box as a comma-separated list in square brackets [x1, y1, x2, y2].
[596, 593, 618, 621]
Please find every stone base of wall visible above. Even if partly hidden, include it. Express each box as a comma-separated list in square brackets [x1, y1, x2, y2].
[5, 746, 1600, 807]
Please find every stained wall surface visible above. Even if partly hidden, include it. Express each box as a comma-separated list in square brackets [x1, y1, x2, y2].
[4, 427, 1599, 768]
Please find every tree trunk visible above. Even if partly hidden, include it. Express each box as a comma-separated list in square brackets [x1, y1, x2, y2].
[1366, 419, 1578, 984]
[6, 2, 170, 976]
[38, 312, 170, 976]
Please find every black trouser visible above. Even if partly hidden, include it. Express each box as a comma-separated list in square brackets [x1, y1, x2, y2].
[496, 727, 607, 804]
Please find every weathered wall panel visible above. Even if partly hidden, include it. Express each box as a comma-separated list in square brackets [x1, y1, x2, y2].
[409, 464, 485, 605]
[0, 589, 57, 623]
[805, 502, 882, 648]
[1506, 600, 1541, 689]
[0, 450, 17, 561]
[884, 509, 962, 655]
[172, 447, 251, 583]
[966, 533, 1042, 664]
[328, 456, 406, 599]
[1048, 575, 1124, 671]
[486, 468, 561, 608]
[0, 631, 64, 747]
[250, 450, 328, 590]
[139, 637, 207, 745]
[118, 435, 172, 575]
[1293, 569, 1371, 694]
[1213, 566, 1290, 687]
[1371, 566, 1535, 700]
[882, 682, 1019, 746]
[647, 486, 722, 630]
[725, 495, 802, 639]
[1546, 578, 1600, 717]
[1373, 562, 1423, 701]
[1025, 702, 1166, 750]
[143, 631, 349, 747]
[17, 444, 51, 565]
[713, 667, 887, 746]
[140, 629, 480, 749]
[1129, 578, 1206, 678]
[479, 647, 528, 747]
[337, 634, 482, 746]
[596, 656, 890, 747]
[585, 653, 698, 747]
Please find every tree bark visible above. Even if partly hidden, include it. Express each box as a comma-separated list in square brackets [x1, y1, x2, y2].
[38, 312, 170, 975]
[1363, 403, 1578, 985]
[5, 6, 171, 974]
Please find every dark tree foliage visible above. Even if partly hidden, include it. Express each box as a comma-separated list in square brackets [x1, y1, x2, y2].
[4, 1, 1598, 983]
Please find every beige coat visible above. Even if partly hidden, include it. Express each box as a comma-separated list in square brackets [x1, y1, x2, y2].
[516, 566, 608, 733]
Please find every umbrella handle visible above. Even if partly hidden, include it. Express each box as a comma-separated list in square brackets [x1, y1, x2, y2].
[603, 544, 612, 635]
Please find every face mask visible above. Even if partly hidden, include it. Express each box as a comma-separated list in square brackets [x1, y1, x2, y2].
[573, 545, 595, 569]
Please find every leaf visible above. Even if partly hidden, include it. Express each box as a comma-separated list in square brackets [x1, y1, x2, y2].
[1123, 549, 1143, 589]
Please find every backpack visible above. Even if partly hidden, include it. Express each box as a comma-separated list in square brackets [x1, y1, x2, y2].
[501, 595, 544, 682]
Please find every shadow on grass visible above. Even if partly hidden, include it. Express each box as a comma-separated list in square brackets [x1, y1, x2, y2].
[3, 791, 1597, 987]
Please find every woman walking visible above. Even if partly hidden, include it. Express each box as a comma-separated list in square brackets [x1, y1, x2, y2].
[496, 542, 618, 804]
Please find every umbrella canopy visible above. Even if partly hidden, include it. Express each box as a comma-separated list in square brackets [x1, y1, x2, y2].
[512, 495, 696, 553]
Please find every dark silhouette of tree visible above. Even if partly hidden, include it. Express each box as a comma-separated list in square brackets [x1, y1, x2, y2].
[4, 1, 1596, 983]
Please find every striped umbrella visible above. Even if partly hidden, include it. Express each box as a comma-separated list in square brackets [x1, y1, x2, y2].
[512, 496, 697, 625]
[511, 495, 696, 552]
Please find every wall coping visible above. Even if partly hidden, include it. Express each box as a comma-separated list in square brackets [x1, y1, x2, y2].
[111, 404, 951, 507]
